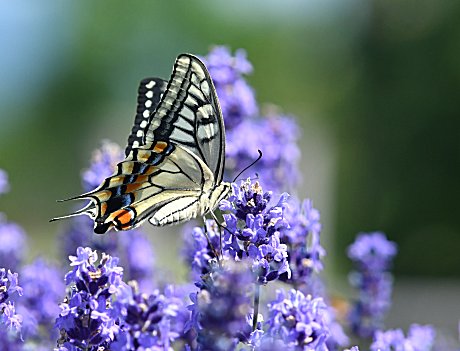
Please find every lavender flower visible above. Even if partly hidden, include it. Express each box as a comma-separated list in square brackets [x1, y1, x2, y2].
[370, 324, 436, 351]
[182, 220, 221, 281]
[279, 198, 349, 349]
[186, 262, 254, 351]
[0, 269, 23, 332]
[348, 232, 397, 338]
[280, 198, 325, 289]
[220, 179, 291, 284]
[0, 215, 27, 272]
[203, 46, 258, 130]
[55, 247, 123, 349]
[0, 169, 9, 195]
[264, 289, 330, 350]
[111, 282, 185, 350]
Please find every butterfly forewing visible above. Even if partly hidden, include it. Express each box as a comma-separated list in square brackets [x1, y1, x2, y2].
[125, 77, 167, 156]
[144, 55, 225, 183]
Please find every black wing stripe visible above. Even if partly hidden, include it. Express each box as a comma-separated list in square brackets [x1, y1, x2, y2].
[125, 78, 167, 156]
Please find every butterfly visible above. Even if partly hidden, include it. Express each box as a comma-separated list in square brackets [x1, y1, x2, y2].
[52, 54, 231, 234]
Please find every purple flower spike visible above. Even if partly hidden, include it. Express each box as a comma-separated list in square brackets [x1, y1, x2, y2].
[348, 232, 397, 338]
[280, 198, 325, 289]
[0, 268, 23, 333]
[56, 248, 124, 349]
[111, 283, 186, 351]
[348, 232, 397, 272]
[221, 179, 291, 284]
[182, 220, 221, 281]
[370, 324, 435, 351]
[203, 46, 258, 130]
[187, 262, 254, 351]
[264, 289, 330, 350]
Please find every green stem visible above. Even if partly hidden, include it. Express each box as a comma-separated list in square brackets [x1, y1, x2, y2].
[253, 283, 260, 331]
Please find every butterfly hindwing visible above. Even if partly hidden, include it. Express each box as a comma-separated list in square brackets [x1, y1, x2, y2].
[125, 77, 167, 156]
[80, 140, 216, 232]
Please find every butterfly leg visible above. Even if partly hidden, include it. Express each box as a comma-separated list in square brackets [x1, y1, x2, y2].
[210, 211, 225, 259]
[202, 216, 221, 264]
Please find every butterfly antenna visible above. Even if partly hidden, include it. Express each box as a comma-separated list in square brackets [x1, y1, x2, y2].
[232, 149, 263, 183]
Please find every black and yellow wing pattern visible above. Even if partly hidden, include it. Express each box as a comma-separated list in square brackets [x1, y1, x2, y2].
[53, 54, 230, 234]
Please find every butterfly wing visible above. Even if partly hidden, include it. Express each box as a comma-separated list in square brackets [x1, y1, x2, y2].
[52, 54, 228, 233]
[125, 77, 167, 156]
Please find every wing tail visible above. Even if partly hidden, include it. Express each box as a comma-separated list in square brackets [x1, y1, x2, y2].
[50, 201, 96, 222]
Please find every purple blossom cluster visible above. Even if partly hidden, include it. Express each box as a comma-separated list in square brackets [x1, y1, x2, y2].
[264, 289, 330, 350]
[347, 232, 397, 338]
[0, 269, 23, 332]
[219, 179, 291, 284]
[186, 261, 254, 350]
[280, 198, 325, 289]
[183, 178, 354, 351]
[0, 48, 452, 351]
[370, 324, 436, 351]
[56, 247, 187, 350]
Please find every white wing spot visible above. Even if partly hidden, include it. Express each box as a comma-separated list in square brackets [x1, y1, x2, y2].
[140, 120, 148, 128]
[145, 81, 156, 89]
[197, 104, 213, 119]
[146, 90, 153, 98]
[143, 110, 150, 117]
[201, 80, 210, 96]
[145, 100, 152, 108]
[136, 130, 144, 137]
[132, 141, 140, 148]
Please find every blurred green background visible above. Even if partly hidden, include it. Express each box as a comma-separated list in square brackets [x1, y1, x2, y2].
[0, 0, 459, 317]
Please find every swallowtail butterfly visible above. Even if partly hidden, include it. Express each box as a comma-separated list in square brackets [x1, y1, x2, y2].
[52, 54, 231, 234]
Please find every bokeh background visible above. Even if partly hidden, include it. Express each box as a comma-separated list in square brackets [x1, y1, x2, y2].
[1, 0, 459, 338]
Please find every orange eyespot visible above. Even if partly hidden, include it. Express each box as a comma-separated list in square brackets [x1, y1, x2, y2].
[112, 208, 135, 229]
